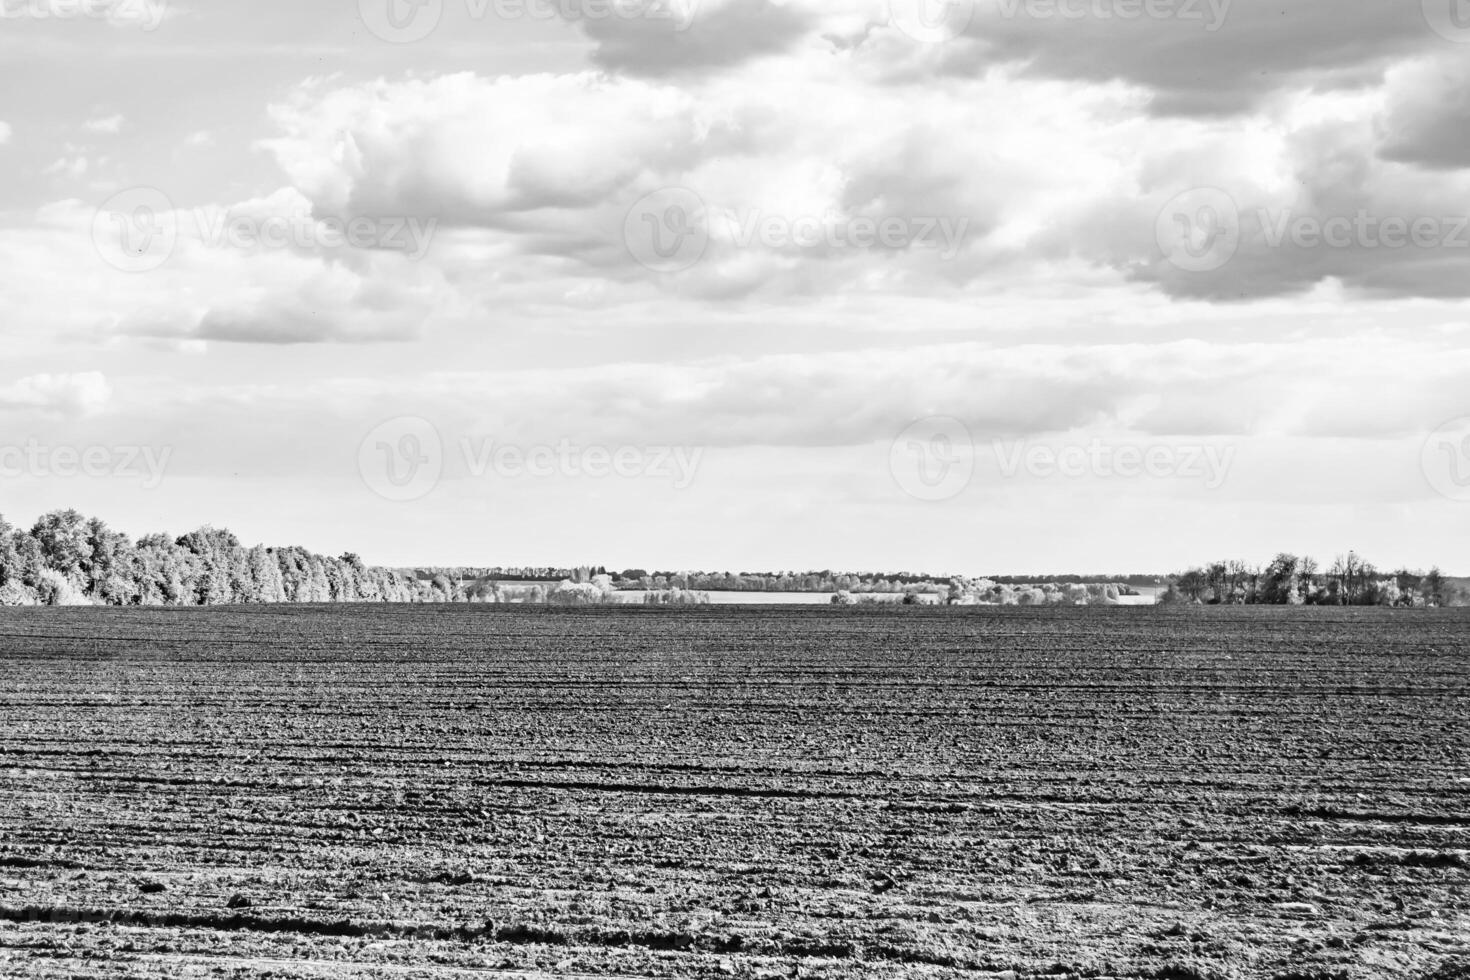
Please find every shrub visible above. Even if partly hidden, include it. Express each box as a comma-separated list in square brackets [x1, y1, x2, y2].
[549, 581, 612, 606]
[37, 570, 90, 607]
[643, 589, 712, 606]
[0, 582, 38, 606]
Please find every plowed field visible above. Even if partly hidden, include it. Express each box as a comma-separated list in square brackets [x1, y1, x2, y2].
[1, 605, 1466, 979]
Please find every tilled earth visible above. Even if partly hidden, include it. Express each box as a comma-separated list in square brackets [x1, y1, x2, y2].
[0, 604, 1466, 979]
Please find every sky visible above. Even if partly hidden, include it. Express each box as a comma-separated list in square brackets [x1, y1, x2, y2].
[2, 0, 1470, 575]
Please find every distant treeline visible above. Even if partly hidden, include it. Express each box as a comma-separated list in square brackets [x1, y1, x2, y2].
[0, 512, 714, 608]
[0, 512, 1109, 609]
[988, 574, 1165, 589]
[610, 570, 951, 593]
[416, 566, 611, 584]
[0, 510, 436, 607]
[615, 571, 1161, 593]
[5, 511, 1456, 611]
[1161, 553, 1459, 607]
[412, 568, 961, 594]
[0, 512, 729, 608]
[943, 578, 1136, 606]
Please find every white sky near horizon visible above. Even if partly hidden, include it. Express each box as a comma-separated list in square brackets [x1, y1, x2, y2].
[2, 0, 1470, 576]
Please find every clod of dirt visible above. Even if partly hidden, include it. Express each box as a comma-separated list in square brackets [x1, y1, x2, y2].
[1275, 901, 1320, 915]
[226, 894, 252, 909]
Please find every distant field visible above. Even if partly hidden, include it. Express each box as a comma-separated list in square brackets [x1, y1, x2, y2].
[0, 605, 1467, 979]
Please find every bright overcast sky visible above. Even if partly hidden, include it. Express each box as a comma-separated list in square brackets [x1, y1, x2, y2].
[2, 0, 1469, 574]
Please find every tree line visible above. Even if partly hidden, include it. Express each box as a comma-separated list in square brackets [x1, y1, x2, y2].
[987, 573, 1163, 589]
[0, 510, 974, 608]
[418, 566, 611, 584]
[2, 511, 1458, 610]
[0, 510, 438, 607]
[1161, 552, 1458, 607]
[0, 510, 710, 608]
[400, 568, 956, 594]
[609, 570, 950, 593]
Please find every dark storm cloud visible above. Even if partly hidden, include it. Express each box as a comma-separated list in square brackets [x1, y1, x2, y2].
[574, 0, 813, 75]
[938, 0, 1439, 116]
[1378, 55, 1470, 170]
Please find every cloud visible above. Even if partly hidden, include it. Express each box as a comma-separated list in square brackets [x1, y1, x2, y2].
[44, 155, 89, 179]
[257, 66, 1136, 300]
[2, 195, 448, 347]
[258, 44, 1470, 307]
[115, 252, 444, 345]
[83, 113, 125, 135]
[1377, 54, 1470, 170]
[0, 373, 113, 416]
[10, 5, 1470, 362]
[918, 0, 1439, 117]
[110, 338, 1470, 460]
[261, 73, 710, 221]
[1165, 128, 1470, 299]
[111, 223, 450, 345]
[12, 336, 1455, 561]
[540, 0, 1450, 122]
[571, 0, 815, 75]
